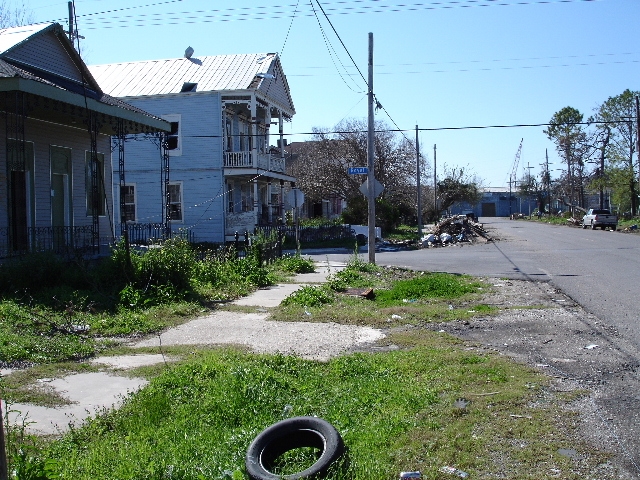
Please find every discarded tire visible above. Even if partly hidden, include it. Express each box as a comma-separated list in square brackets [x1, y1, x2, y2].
[245, 416, 344, 480]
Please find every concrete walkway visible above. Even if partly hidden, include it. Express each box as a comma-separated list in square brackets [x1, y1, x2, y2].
[2, 259, 385, 435]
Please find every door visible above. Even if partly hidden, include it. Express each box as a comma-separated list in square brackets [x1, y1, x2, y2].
[11, 171, 27, 250]
[51, 146, 72, 249]
[7, 140, 35, 251]
[481, 202, 496, 217]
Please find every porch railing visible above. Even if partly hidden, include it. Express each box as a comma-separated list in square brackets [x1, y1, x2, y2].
[0, 226, 99, 258]
[224, 151, 285, 173]
[116, 223, 195, 245]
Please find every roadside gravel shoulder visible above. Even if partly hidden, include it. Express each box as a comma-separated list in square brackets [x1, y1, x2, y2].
[427, 277, 640, 479]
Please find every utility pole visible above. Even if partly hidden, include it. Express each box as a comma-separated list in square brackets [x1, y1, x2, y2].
[636, 96, 640, 191]
[545, 149, 551, 214]
[367, 32, 376, 264]
[527, 162, 534, 216]
[433, 144, 437, 220]
[416, 125, 422, 238]
[0, 399, 7, 480]
[68, 1, 74, 41]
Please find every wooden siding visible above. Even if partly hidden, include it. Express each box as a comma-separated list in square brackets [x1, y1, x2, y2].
[0, 117, 112, 238]
[116, 93, 226, 243]
[6, 31, 84, 83]
[257, 56, 295, 115]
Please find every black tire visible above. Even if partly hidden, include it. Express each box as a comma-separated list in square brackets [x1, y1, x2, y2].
[612, 225, 617, 231]
[591, 222, 597, 230]
[246, 416, 344, 480]
[582, 223, 587, 229]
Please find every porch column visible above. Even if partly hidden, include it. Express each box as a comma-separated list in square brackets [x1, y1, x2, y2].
[279, 111, 285, 169]
[253, 178, 259, 229]
[267, 181, 273, 224]
[280, 180, 285, 225]
[250, 96, 257, 168]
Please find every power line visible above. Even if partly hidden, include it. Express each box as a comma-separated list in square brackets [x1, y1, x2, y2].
[39, 0, 598, 29]
[183, 119, 635, 138]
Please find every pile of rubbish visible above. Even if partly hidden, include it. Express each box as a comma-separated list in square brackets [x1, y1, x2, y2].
[421, 215, 491, 248]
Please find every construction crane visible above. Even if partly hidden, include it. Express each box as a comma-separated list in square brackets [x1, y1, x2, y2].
[509, 138, 523, 217]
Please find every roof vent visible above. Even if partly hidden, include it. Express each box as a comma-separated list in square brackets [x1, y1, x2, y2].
[185, 46, 194, 59]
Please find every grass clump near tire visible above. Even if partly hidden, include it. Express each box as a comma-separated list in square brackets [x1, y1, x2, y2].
[32, 345, 606, 479]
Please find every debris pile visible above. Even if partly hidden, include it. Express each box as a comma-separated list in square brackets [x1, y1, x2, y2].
[421, 215, 491, 247]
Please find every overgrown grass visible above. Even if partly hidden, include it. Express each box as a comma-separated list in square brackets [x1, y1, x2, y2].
[0, 252, 613, 479]
[0, 243, 314, 366]
[13, 343, 607, 479]
[273, 259, 494, 327]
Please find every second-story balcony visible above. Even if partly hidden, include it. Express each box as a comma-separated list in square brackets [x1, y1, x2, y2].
[224, 151, 285, 174]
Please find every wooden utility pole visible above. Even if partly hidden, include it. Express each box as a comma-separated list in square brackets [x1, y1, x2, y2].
[367, 33, 376, 264]
[433, 144, 437, 220]
[416, 125, 422, 238]
[0, 399, 7, 480]
[68, 1, 74, 41]
[636, 96, 640, 189]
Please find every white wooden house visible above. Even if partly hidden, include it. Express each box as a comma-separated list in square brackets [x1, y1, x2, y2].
[89, 49, 297, 243]
[0, 23, 169, 256]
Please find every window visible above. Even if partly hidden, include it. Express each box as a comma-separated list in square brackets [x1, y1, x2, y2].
[241, 183, 253, 212]
[85, 151, 105, 216]
[227, 182, 234, 213]
[225, 117, 233, 152]
[168, 183, 183, 221]
[162, 114, 182, 155]
[122, 185, 136, 222]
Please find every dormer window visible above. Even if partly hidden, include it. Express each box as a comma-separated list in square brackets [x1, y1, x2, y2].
[181, 82, 197, 92]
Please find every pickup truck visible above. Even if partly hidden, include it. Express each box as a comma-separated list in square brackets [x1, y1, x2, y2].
[582, 208, 618, 230]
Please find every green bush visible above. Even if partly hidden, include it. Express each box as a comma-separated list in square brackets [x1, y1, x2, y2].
[280, 285, 335, 307]
[275, 254, 315, 273]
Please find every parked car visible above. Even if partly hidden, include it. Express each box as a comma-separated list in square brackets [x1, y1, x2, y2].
[582, 209, 618, 230]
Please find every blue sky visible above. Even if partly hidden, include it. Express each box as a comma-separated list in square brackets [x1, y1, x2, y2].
[29, 0, 639, 188]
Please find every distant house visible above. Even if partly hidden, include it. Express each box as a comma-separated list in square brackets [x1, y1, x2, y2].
[0, 23, 169, 257]
[447, 187, 537, 218]
[89, 49, 296, 243]
[286, 141, 346, 220]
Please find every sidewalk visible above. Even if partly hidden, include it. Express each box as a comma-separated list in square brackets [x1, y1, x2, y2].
[3, 260, 385, 435]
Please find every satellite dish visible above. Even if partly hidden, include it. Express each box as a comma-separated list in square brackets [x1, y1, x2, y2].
[185, 46, 194, 59]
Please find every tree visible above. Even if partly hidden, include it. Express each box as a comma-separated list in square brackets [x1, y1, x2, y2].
[592, 89, 640, 215]
[544, 107, 590, 211]
[290, 119, 429, 230]
[436, 166, 482, 214]
[0, 1, 33, 28]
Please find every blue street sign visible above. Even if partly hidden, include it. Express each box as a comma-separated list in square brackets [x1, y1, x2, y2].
[348, 167, 368, 174]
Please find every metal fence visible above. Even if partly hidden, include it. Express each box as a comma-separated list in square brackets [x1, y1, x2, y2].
[256, 224, 354, 244]
[116, 223, 195, 245]
[0, 226, 97, 258]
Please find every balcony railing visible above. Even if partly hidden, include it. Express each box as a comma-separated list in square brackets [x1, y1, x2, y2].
[224, 151, 285, 173]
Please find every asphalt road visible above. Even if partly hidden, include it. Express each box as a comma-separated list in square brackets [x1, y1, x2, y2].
[310, 217, 640, 347]
[305, 218, 640, 475]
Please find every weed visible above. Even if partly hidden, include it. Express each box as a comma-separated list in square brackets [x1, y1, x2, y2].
[280, 286, 334, 308]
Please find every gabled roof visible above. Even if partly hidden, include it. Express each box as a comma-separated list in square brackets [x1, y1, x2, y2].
[89, 52, 295, 116]
[0, 22, 102, 93]
[0, 22, 170, 133]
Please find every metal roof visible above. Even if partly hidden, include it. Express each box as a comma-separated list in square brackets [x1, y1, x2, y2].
[89, 52, 295, 115]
